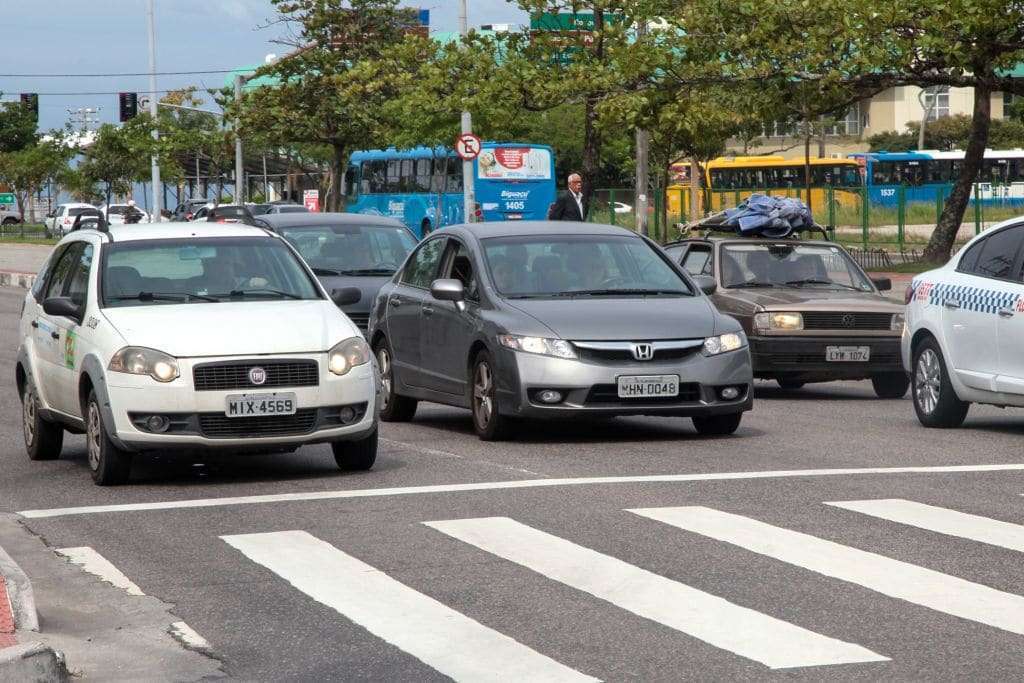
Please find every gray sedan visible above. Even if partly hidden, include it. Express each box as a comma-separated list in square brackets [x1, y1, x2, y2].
[369, 221, 753, 440]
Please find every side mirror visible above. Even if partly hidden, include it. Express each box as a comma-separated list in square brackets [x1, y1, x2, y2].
[331, 287, 362, 306]
[43, 297, 81, 321]
[430, 278, 464, 302]
[871, 277, 892, 292]
[693, 274, 718, 295]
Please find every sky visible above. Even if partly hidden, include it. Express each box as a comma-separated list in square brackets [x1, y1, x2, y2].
[0, 1, 529, 132]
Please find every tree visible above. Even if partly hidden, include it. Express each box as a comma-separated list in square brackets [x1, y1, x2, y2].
[0, 96, 38, 153]
[0, 137, 73, 225]
[76, 123, 152, 209]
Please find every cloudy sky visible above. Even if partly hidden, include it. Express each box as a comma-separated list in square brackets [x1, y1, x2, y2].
[0, 1, 529, 131]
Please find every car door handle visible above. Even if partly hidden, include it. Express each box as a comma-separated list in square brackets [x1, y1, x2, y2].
[943, 299, 961, 310]
[422, 305, 434, 317]
[389, 297, 402, 307]
[51, 331, 60, 339]
[30, 320, 38, 328]
[999, 308, 1015, 318]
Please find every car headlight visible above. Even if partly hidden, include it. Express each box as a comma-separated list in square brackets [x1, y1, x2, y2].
[329, 337, 370, 376]
[891, 312, 906, 333]
[753, 311, 803, 333]
[108, 346, 179, 382]
[497, 334, 577, 360]
[703, 331, 747, 356]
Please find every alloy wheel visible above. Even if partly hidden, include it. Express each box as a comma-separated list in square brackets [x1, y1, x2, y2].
[22, 387, 36, 447]
[87, 402, 102, 471]
[915, 349, 941, 415]
[377, 347, 392, 411]
[473, 361, 494, 429]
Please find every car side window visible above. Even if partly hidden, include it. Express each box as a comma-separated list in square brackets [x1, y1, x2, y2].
[64, 243, 95, 308]
[31, 245, 69, 301]
[402, 238, 447, 288]
[974, 226, 1024, 280]
[664, 245, 685, 262]
[682, 245, 713, 276]
[442, 241, 478, 300]
[956, 240, 984, 274]
[44, 242, 85, 301]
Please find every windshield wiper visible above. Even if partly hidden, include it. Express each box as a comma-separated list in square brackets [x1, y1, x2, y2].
[312, 267, 342, 276]
[108, 291, 218, 303]
[227, 288, 304, 300]
[337, 268, 397, 275]
[546, 288, 689, 297]
[785, 278, 860, 291]
[727, 281, 776, 289]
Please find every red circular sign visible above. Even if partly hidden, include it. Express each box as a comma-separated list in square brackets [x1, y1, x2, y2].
[455, 133, 482, 161]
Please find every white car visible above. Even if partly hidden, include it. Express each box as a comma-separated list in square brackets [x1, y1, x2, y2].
[46, 203, 99, 237]
[1, 204, 21, 226]
[903, 216, 1024, 428]
[102, 203, 150, 225]
[15, 222, 379, 485]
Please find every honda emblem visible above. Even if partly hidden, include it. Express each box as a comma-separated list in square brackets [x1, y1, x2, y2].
[632, 343, 654, 361]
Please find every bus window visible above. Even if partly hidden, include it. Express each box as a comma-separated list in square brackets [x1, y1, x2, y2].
[446, 163, 463, 192]
[363, 160, 387, 193]
[344, 166, 357, 198]
[872, 162, 894, 185]
[840, 166, 860, 186]
[414, 159, 432, 192]
[399, 159, 415, 192]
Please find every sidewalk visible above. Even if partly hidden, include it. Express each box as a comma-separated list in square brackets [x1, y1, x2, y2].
[0, 243, 52, 275]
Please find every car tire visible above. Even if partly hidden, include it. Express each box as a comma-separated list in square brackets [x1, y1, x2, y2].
[85, 390, 132, 486]
[22, 381, 63, 461]
[375, 340, 418, 422]
[332, 429, 377, 471]
[912, 338, 969, 428]
[692, 412, 743, 436]
[471, 351, 514, 441]
[2, 217, 17, 226]
[872, 372, 910, 399]
[776, 378, 805, 390]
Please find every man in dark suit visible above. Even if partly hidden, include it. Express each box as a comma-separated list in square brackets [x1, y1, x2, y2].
[547, 173, 587, 221]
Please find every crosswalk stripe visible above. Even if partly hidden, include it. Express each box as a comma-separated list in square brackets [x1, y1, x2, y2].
[424, 517, 886, 669]
[826, 499, 1024, 553]
[631, 506, 1024, 637]
[221, 530, 596, 683]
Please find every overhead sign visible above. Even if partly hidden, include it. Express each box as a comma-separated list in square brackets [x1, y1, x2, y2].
[477, 147, 552, 181]
[455, 133, 482, 161]
[303, 189, 320, 212]
[0, 193, 14, 205]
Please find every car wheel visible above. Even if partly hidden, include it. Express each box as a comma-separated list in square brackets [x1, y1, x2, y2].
[2, 217, 17, 226]
[471, 351, 514, 441]
[776, 378, 805, 390]
[692, 412, 743, 436]
[375, 340, 417, 422]
[332, 429, 377, 471]
[86, 390, 132, 486]
[912, 338, 969, 428]
[872, 372, 910, 399]
[22, 381, 63, 461]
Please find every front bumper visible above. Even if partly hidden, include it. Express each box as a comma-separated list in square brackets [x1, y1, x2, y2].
[750, 335, 903, 380]
[105, 352, 378, 452]
[495, 345, 753, 419]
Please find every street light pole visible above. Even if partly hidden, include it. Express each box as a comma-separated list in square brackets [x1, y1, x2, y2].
[147, 0, 162, 222]
[459, 0, 476, 223]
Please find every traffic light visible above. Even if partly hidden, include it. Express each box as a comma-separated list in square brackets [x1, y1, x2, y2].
[118, 92, 138, 122]
[19, 93, 38, 122]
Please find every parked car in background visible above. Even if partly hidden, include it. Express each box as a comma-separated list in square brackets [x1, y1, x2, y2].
[102, 203, 149, 225]
[173, 198, 211, 221]
[70, 208, 105, 232]
[665, 233, 908, 397]
[903, 217, 1024, 428]
[207, 204, 258, 225]
[261, 213, 417, 334]
[252, 202, 309, 216]
[1, 204, 22, 226]
[369, 221, 752, 440]
[46, 203, 100, 238]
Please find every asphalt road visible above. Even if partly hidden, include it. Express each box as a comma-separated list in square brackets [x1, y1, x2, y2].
[4, 286, 1024, 681]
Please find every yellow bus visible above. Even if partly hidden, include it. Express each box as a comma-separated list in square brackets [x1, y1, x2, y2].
[666, 156, 863, 217]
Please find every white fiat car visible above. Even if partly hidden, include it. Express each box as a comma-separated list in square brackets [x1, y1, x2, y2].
[903, 216, 1024, 428]
[15, 222, 378, 485]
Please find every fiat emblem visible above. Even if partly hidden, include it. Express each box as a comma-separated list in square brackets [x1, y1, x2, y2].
[248, 367, 267, 385]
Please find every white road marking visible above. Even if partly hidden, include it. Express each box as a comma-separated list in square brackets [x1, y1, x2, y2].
[221, 530, 595, 683]
[424, 516, 886, 669]
[826, 499, 1024, 553]
[55, 546, 212, 651]
[17, 463, 1024, 519]
[632, 506, 1024, 637]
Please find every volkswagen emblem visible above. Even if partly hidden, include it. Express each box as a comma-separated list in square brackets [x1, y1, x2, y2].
[632, 343, 655, 361]
[841, 314, 856, 329]
[248, 366, 267, 386]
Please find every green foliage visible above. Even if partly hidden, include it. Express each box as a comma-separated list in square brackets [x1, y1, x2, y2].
[76, 123, 154, 207]
[0, 97, 38, 153]
[867, 130, 917, 152]
[0, 135, 74, 220]
[870, 114, 1024, 152]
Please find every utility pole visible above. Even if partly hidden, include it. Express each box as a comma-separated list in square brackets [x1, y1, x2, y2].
[634, 19, 649, 236]
[147, 0, 162, 222]
[459, 0, 476, 223]
[234, 74, 245, 204]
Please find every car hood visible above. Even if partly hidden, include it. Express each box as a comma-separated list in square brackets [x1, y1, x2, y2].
[718, 288, 902, 312]
[316, 274, 394, 313]
[102, 300, 357, 357]
[504, 296, 718, 340]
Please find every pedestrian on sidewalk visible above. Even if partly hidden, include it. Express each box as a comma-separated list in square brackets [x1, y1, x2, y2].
[547, 173, 587, 221]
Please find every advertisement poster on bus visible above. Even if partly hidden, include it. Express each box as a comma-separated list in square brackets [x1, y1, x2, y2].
[477, 147, 552, 181]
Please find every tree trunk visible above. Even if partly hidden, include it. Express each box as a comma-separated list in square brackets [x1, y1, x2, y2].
[689, 159, 701, 222]
[803, 120, 813, 216]
[922, 84, 992, 263]
[580, 7, 604, 219]
[329, 144, 347, 213]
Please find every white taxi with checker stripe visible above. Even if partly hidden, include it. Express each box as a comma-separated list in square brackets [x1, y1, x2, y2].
[15, 223, 379, 486]
[903, 217, 1024, 427]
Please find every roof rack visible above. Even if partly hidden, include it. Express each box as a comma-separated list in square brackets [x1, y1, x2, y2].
[685, 219, 831, 241]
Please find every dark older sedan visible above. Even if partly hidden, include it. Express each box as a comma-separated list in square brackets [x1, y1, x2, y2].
[369, 221, 753, 440]
[664, 235, 908, 397]
[261, 212, 418, 333]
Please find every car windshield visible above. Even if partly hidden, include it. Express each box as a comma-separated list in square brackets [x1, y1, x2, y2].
[278, 223, 417, 275]
[720, 243, 874, 291]
[101, 237, 321, 307]
[482, 234, 693, 297]
[250, 204, 272, 215]
[69, 207, 95, 217]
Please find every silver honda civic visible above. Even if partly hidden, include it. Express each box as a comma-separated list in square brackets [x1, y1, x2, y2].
[368, 221, 753, 440]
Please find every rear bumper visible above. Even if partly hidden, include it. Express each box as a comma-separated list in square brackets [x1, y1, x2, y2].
[750, 336, 904, 380]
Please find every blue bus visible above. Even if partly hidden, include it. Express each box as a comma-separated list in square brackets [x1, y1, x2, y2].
[345, 142, 557, 238]
[851, 150, 1024, 208]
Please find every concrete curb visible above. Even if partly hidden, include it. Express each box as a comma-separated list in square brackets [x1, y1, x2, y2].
[0, 543, 39, 632]
[0, 271, 36, 290]
[0, 642, 69, 682]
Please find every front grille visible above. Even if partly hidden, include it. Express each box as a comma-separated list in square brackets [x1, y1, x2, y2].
[577, 345, 701, 364]
[585, 382, 702, 405]
[347, 312, 370, 332]
[198, 409, 318, 438]
[193, 360, 319, 391]
[802, 312, 893, 331]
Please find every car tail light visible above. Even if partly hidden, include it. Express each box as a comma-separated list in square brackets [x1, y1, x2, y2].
[904, 284, 915, 304]
[186, 212, 193, 220]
